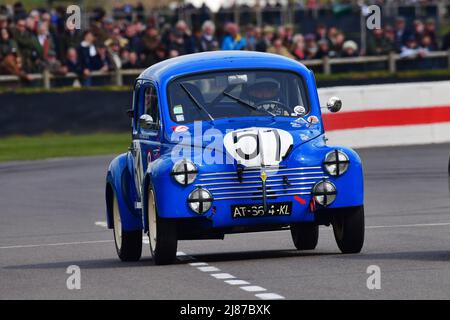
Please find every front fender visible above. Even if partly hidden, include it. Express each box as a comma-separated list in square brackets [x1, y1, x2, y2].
[105, 153, 142, 232]
[288, 134, 364, 208]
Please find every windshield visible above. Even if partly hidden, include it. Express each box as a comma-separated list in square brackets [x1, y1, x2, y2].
[168, 70, 310, 123]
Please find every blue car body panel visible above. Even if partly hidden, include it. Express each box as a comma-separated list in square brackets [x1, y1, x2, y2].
[105, 51, 364, 235]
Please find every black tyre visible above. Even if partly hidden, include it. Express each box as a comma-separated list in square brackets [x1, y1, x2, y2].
[332, 205, 365, 254]
[147, 187, 178, 265]
[290, 222, 319, 250]
[112, 194, 142, 261]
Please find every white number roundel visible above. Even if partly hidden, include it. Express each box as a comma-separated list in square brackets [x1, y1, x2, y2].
[223, 127, 293, 167]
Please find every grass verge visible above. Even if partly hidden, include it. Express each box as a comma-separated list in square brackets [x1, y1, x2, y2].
[0, 133, 130, 162]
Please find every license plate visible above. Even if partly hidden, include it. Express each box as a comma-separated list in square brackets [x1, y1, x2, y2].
[231, 202, 292, 218]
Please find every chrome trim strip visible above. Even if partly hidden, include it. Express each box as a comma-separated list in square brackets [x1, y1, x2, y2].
[199, 171, 325, 181]
[211, 187, 311, 196]
[200, 166, 322, 176]
[206, 181, 315, 191]
[214, 192, 311, 201]
[195, 176, 329, 187]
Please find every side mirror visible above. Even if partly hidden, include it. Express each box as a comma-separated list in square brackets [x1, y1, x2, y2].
[326, 97, 342, 113]
[139, 114, 155, 130]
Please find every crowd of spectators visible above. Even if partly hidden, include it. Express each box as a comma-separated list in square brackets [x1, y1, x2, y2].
[0, 1, 449, 86]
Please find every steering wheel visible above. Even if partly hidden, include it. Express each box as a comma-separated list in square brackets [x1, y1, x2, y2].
[254, 100, 287, 116]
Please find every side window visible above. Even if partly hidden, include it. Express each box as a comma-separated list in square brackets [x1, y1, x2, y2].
[144, 85, 160, 129]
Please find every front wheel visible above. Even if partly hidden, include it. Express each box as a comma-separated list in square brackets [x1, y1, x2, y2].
[332, 205, 365, 254]
[147, 187, 178, 265]
[112, 194, 142, 261]
[290, 222, 319, 250]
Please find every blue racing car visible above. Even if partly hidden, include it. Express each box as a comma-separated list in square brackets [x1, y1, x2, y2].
[105, 51, 364, 264]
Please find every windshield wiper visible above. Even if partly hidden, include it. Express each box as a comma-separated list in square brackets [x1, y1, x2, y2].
[223, 91, 276, 117]
[180, 83, 215, 123]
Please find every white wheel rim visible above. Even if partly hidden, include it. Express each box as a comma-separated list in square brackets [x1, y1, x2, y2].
[148, 189, 157, 253]
[113, 195, 122, 250]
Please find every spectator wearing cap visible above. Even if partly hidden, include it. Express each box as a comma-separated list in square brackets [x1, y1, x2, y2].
[198, 20, 218, 52]
[400, 35, 426, 59]
[304, 33, 318, 59]
[341, 40, 359, 57]
[221, 23, 246, 50]
[316, 39, 330, 59]
[45, 49, 67, 75]
[255, 25, 274, 52]
[394, 17, 411, 51]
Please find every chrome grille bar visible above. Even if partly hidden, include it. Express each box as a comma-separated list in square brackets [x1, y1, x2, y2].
[198, 171, 325, 181]
[195, 175, 328, 187]
[207, 181, 315, 191]
[214, 192, 311, 201]
[212, 186, 311, 196]
[200, 166, 322, 176]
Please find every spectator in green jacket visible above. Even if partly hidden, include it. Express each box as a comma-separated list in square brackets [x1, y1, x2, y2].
[13, 18, 41, 72]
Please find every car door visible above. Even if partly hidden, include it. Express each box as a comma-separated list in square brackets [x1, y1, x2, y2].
[132, 82, 162, 201]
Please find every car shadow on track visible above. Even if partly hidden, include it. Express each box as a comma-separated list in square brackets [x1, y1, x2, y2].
[188, 249, 338, 263]
[333, 250, 450, 262]
[2, 257, 192, 270]
[3, 250, 339, 270]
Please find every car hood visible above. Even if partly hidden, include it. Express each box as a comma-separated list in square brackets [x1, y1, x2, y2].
[165, 116, 323, 166]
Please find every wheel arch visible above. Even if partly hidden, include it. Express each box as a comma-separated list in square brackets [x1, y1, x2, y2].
[105, 153, 143, 232]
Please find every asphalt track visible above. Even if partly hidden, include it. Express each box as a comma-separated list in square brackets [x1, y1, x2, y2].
[0, 143, 449, 300]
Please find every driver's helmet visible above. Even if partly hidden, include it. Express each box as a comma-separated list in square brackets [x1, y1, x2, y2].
[243, 79, 281, 103]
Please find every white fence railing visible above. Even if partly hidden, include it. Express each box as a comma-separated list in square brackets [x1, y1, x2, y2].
[1, 51, 449, 89]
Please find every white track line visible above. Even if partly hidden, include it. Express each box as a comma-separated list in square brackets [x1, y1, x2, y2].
[240, 285, 267, 292]
[225, 279, 250, 286]
[187, 259, 285, 299]
[255, 293, 285, 300]
[198, 266, 221, 272]
[0, 240, 113, 249]
[95, 221, 108, 228]
[366, 222, 450, 229]
[211, 273, 235, 280]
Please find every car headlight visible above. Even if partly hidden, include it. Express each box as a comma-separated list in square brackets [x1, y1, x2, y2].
[171, 159, 198, 185]
[313, 180, 337, 206]
[188, 188, 213, 214]
[324, 150, 349, 176]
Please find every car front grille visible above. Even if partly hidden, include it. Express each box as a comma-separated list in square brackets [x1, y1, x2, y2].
[195, 166, 328, 201]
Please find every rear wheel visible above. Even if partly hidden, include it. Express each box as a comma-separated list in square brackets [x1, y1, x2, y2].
[332, 205, 365, 254]
[290, 222, 319, 250]
[112, 194, 142, 261]
[147, 187, 178, 265]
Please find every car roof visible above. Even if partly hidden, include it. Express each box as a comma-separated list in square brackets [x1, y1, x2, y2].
[139, 51, 311, 83]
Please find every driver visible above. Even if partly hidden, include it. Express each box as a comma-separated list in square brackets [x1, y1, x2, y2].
[242, 80, 287, 116]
